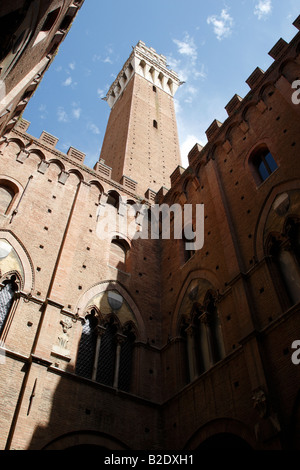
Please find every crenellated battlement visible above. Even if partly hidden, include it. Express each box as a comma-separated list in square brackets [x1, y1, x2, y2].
[103, 40, 182, 109]
[8, 120, 151, 202]
[11, 16, 300, 209]
[200, 14, 300, 146]
[155, 15, 300, 203]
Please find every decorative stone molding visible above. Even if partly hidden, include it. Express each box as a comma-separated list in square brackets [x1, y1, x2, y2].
[16, 150, 29, 163]
[37, 160, 49, 174]
[58, 170, 69, 185]
[51, 316, 73, 361]
[103, 41, 182, 109]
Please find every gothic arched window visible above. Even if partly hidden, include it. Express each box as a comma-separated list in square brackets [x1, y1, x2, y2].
[0, 275, 18, 336]
[181, 291, 225, 382]
[76, 313, 136, 392]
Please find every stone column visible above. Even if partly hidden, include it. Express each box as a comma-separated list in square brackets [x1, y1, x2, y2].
[278, 245, 300, 305]
[113, 333, 126, 388]
[92, 326, 106, 381]
[185, 325, 198, 382]
[199, 314, 212, 371]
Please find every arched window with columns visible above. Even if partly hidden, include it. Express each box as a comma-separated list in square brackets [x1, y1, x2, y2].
[180, 290, 225, 383]
[267, 217, 300, 307]
[75, 311, 136, 392]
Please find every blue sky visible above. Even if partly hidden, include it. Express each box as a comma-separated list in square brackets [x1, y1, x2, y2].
[23, 0, 300, 169]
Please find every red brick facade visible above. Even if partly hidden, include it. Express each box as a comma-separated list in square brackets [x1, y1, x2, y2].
[0, 10, 299, 451]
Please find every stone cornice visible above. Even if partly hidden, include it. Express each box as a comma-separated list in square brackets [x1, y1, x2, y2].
[104, 41, 182, 109]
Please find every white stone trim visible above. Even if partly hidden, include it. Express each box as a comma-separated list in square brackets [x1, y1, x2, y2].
[104, 41, 182, 109]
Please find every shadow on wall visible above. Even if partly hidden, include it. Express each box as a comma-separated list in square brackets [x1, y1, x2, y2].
[25, 258, 157, 451]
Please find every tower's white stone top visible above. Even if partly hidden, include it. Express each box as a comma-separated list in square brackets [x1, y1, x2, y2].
[103, 41, 182, 108]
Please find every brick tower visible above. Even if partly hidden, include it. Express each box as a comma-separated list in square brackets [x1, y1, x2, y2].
[99, 41, 182, 196]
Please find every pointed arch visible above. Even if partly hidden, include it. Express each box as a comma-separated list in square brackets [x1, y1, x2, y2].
[171, 269, 222, 337]
[0, 230, 34, 294]
[75, 282, 144, 391]
[254, 179, 300, 261]
[76, 280, 146, 342]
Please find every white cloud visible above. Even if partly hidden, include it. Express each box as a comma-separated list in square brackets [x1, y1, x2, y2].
[103, 56, 113, 64]
[173, 34, 197, 61]
[194, 63, 207, 80]
[69, 62, 75, 70]
[62, 76, 72, 87]
[167, 56, 181, 71]
[169, 33, 206, 84]
[254, 0, 272, 20]
[174, 98, 182, 116]
[38, 104, 48, 120]
[97, 86, 110, 99]
[169, 34, 207, 125]
[87, 122, 100, 135]
[93, 45, 115, 65]
[207, 8, 234, 40]
[57, 107, 68, 123]
[72, 107, 81, 119]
